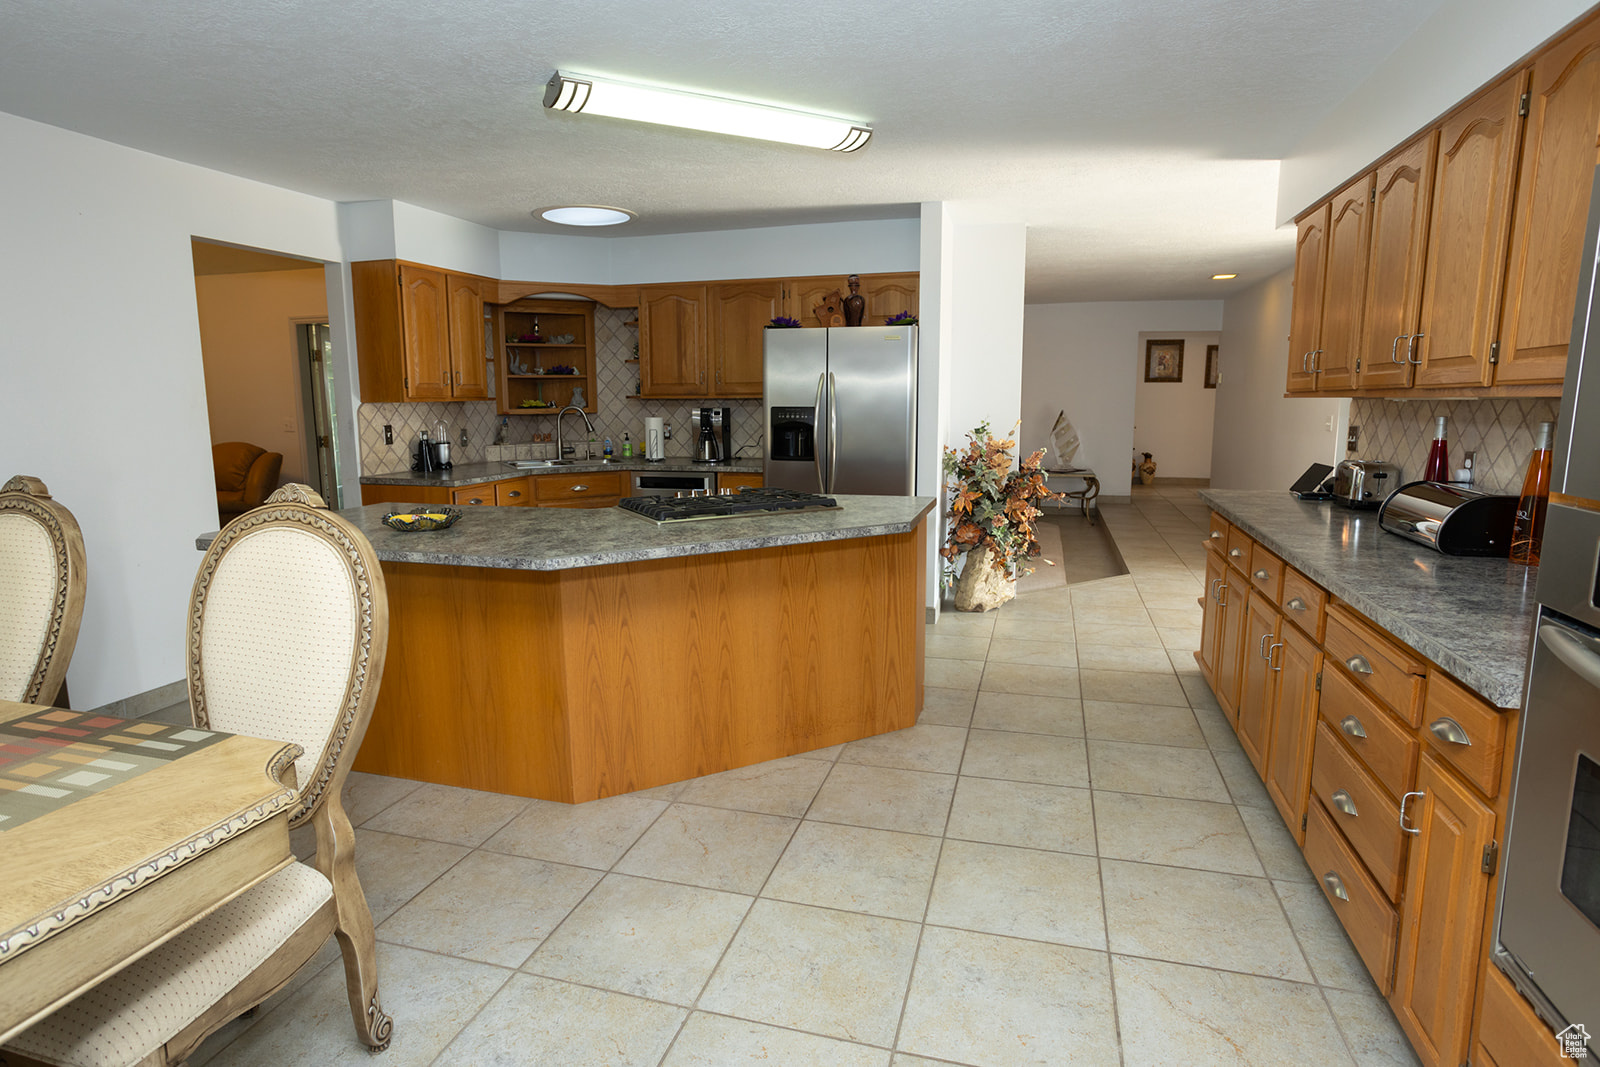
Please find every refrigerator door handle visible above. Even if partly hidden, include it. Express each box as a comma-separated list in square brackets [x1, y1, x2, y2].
[827, 371, 838, 493]
[812, 372, 826, 492]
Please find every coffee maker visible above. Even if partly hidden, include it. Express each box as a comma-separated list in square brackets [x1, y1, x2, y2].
[692, 407, 731, 465]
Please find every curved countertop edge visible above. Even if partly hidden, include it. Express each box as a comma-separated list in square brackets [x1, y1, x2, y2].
[1199, 490, 1536, 709]
[360, 458, 765, 488]
[198, 495, 937, 573]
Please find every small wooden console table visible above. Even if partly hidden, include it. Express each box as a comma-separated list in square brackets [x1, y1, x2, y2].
[1045, 467, 1100, 523]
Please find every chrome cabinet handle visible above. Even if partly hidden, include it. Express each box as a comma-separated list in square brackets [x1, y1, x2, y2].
[1217, 584, 1228, 607]
[506, 490, 522, 499]
[1339, 715, 1368, 740]
[1209, 578, 1222, 600]
[1428, 717, 1472, 746]
[1391, 334, 1405, 365]
[1346, 655, 1373, 676]
[1229, 547, 1244, 558]
[1210, 530, 1224, 540]
[1269, 642, 1284, 671]
[1301, 351, 1310, 372]
[1260, 632, 1273, 659]
[1322, 871, 1349, 902]
[1310, 349, 1323, 372]
[1287, 597, 1307, 612]
[1330, 789, 1358, 817]
[1254, 568, 1270, 581]
[1400, 790, 1424, 835]
[570, 484, 589, 491]
[1407, 332, 1424, 365]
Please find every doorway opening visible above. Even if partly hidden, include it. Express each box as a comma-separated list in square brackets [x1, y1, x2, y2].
[295, 322, 342, 506]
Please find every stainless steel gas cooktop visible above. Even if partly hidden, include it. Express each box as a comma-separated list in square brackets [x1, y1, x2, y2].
[616, 487, 841, 524]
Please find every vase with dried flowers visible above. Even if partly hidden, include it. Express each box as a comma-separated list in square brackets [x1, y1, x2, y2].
[942, 422, 1062, 611]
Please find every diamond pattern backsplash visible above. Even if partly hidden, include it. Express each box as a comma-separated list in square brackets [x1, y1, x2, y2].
[358, 305, 765, 474]
[1348, 397, 1560, 495]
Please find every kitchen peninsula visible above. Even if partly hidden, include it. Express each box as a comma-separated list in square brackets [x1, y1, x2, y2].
[280, 496, 933, 803]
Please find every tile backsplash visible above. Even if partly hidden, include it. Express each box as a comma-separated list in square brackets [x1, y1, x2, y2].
[1347, 397, 1560, 495]
[358, 306, 764, 474]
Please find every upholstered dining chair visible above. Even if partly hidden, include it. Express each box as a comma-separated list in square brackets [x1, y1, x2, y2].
[0, 475, 87, 707]
[6, 484, 393, 1067]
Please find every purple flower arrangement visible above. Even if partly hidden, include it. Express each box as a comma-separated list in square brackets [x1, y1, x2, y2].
[885, 311, 918, 326]
[767, 316, 802, 328]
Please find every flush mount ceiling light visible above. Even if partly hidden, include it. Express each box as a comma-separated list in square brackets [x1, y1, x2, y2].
[537, 205, 635, 227]
[544, 71, 872, 152]
[1212, 273, 1238, 280]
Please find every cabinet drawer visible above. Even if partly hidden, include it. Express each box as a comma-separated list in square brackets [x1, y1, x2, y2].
[1311, 722, 1406, 900]
[533, 472, 624, 501]
[1421, 671, 1510, 797]
[1207, 512, 1231, 548]
[1304, 800, 1398, 995]
[1224, 526, 1253, 572]
[451, 484, 497, 506]
[1248, 544, 1284, 600]
[718, 471, 764, 492]
[1279, 568, 1327, 642]
[541, 497, 621, 509]
[1477, 963, 1568, 1067]
[1324, 604, 1426, 725]
[494, 478, 532, 507]
[1318, 665, 1417, 799]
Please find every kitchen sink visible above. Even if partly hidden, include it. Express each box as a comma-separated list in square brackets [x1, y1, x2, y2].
[503, 459, 573, 469]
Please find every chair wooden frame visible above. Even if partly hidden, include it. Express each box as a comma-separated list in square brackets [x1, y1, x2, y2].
[0, 475, 87, 707]
[5, 485, 392, 1067]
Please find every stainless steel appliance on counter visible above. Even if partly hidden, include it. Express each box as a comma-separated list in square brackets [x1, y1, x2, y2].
[1494, 165, 1600, 1058]
[764, 325, 917, 494]
[629, 471, 715, 497]
[1331, 459, 1399, 508]
[692, 407, 731, 465]
[1378, 481, 1519, 555]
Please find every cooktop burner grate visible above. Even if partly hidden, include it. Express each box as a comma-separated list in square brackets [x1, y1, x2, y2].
[617, 487, 841, 524]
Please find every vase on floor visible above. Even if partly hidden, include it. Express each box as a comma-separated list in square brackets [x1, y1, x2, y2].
[952, 543, 1016, 612]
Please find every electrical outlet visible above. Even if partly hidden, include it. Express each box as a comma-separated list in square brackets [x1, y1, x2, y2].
[282, 418, 295, 433]
[459, 428, 468, 447]
[1347, 424, 1360, 451]
[383, 424, 394, 445]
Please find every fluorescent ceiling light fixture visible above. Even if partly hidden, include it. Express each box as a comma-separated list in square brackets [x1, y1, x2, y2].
[1212, 273, 1238, 280]
[544, 71, 872, 152]
[538, 205, 635, 227]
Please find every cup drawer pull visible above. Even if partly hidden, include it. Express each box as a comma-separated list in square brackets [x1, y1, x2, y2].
[1428, 717, 1472, 746]
[1287, 597, 1307, 612]
[1254, 568, 1270, 581]
[1211, 530, 1224, 539]
[1338, 715, 1367, 740]
[1345, 655, 1373, 676]
[1322, 871, 1349, 902]
[1229, 547, 1244, 558]
[465, 497, 484, 505]
[570, 484, 590, 492]
[506, 490, 522, 499]
[1330, 789, 1359, 817]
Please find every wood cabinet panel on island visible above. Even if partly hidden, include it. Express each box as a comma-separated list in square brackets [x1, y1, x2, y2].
[352, 260, 490, 403]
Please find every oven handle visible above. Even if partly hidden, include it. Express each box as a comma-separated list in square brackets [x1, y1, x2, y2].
[1540, 623, 1600, 691]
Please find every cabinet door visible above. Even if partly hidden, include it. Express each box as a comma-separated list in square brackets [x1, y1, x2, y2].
[1265, 624, 1320, 845]
[1236, 593, 1281, 776]
[861, 273, 919, 325]
[1215, 569, 1251, 721]
[1359, 134, 1437, 389]
[1496, 14, 1600, 385]
[1287, 204, 1329, 393]
[708, 280, 780, 397]
[446, 274, 488, 399]
[1391, 754, 1496, 1067]
[787, 279, 844, 326]
[1198, 550, 1226, 683]
[399, 264, 451, 400]
[1414, 72, 1529, 388]
[639, 285, 708, 396]
[1316, 174, 1373, 392]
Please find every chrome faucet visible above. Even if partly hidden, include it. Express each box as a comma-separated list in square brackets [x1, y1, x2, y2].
[556, 405, 596, 460]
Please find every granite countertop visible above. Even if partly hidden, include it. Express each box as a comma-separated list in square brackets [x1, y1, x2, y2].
[201, 496, 936, 572]
[1199, 490, 1538, 708]
[361, 458, 765, 488]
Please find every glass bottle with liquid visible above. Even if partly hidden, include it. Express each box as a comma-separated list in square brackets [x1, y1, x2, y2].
[1510, 421, 1555, 566]
[1423, 416, 1450, 482]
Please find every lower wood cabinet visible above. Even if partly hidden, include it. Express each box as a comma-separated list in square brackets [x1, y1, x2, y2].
[1305, 799, 1399, 995]
[1263, 623, 1321, 844]
[1475, 962, 1569, 1067]
[1215, 567, 1251, 722]
[1197, 549, 1226, 682]
[1237, 591, 1281, 774]
[717, 471, 764, 492]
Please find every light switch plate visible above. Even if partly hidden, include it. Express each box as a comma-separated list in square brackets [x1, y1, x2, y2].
[1347, 424, 1360, 451]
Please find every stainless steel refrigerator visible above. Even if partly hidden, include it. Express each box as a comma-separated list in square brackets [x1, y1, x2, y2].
[763, 326, 917, 495]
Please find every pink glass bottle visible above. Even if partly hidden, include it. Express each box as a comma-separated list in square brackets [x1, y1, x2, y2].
[1423, 415, 1450, 482]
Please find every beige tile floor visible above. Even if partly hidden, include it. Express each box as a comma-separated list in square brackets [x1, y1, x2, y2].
[175, 486, 1421, 1066]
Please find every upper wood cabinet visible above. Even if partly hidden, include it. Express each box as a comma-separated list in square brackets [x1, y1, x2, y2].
[638, 284, 709, 397]
[707, 280, 782, 397]
[784, 273, 920, 327]
[1287, 204, 1329, 394]
[1413, 71, 1529, 389]
[1316, 174, 1373, 392]
[1358, 133, 1437, 389]
[1496, 12, 1600, 384]
[352, 260, 490, 403]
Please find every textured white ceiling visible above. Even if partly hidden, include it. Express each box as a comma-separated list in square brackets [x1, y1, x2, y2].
[0, 0, 1448, 302]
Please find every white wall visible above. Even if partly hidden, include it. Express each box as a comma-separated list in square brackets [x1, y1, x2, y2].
[1022, 300, 1223, 497]
[1211, 270, 1348, 489]
[1, 110, 346, 708]
[1278, 0, 1594, 221]
[1133, 330, 1220, 480]
[195, 268, 329, 486]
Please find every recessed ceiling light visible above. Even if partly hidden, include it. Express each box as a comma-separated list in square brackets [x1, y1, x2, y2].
[1212, 273, 1238, 280]
[538, 205, 635, 227]
[544, 70, 871, 152]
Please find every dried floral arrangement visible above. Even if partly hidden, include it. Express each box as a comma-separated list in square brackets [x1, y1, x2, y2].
[885, 311, 918, 326]
[941, 421, 1062, 581]
[767, 316, 802, 328]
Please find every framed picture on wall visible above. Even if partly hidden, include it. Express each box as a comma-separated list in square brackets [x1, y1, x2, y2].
[1144, 339, 1184, 383]
[1205, 344, 1220, 388]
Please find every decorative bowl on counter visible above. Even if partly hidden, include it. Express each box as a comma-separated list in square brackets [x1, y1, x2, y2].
[381, 506, 462, 532]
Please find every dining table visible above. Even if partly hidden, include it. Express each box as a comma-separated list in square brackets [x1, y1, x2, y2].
[0, 699, 300, 1044]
